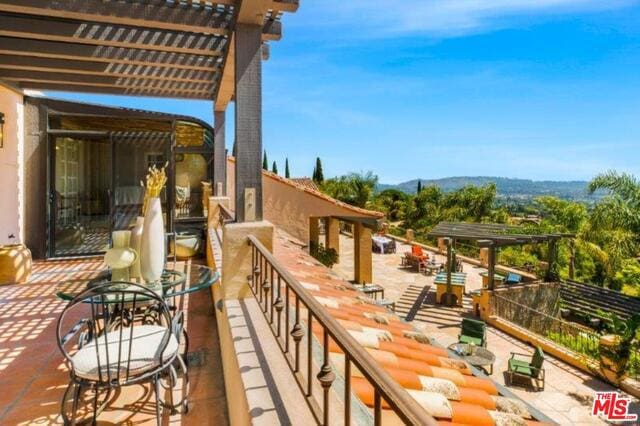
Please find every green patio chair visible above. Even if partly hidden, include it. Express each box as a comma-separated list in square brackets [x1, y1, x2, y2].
[458, 318, 487, 347]
[507, 347, 546, 391]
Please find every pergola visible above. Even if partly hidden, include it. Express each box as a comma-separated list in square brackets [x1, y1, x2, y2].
[428, 222, 573, 303]
[0, 0, 298, 222]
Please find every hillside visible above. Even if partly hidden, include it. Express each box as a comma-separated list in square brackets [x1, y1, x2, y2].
[378, 176, 600, 201]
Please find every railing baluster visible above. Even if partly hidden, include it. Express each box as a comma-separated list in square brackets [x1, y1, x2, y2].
[344, 355, 351, 426]
[270, 265, 275, 323]
[317, 328, 335, 426]
[307, 309, 313, 397]
[292, 296, 303, 372]
[246, 236, 437, 426]
[285, 284, 290, 353]
[275, 275, 283, 338]
[374, 389, 382, 426]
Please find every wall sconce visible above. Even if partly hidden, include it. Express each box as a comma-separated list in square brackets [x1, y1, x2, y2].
[0, 112, 4, 148]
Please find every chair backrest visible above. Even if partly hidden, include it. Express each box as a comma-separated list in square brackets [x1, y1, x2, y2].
[531, 347, 545, 371]
[461, 318, 486, 338]
[56, 282, 176, 387]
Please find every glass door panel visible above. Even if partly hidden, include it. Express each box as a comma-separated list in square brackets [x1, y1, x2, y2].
[51, 137, 111, 256]
[113, 135, 169, 230]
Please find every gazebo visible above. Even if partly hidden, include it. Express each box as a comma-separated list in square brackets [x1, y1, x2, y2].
[428, 221, 573, 305]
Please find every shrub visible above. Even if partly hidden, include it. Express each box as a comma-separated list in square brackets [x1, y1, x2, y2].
[310, 242, 338, 268]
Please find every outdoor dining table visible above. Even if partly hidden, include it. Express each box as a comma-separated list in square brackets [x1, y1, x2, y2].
[372, 235, 393, 253]
[447, 342, 496, 374]
[55, 264, 220, 361]
[55, 264, 219, 302]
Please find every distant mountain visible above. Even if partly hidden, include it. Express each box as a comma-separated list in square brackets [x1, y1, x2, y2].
[378, 176, 600, 201]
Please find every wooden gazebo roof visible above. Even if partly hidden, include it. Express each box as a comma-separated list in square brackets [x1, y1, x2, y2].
[0, 0, 298, 101]
[428, 221, 573, 247]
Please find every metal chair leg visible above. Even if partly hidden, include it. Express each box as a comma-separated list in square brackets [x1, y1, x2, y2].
[154, 374, 162, 426]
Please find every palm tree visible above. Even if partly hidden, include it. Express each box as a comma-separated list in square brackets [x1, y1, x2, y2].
[586, 171, 640, 288]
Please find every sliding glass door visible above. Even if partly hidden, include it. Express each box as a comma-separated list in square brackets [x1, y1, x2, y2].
[50, 136, 112, 256]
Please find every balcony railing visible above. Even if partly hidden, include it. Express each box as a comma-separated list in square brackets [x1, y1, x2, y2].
[247, 235, 436, 426]
[492, 293, 640, 380]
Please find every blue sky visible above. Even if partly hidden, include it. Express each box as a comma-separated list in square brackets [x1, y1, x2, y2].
[45, 0, 640, 184]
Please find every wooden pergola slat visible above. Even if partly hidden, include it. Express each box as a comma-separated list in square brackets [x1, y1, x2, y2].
[0, 0, 233, 35]
[0, 37, 219, 71]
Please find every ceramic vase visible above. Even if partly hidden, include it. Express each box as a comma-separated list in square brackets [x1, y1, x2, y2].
[109, 230, 132, 282]
[129, 216, 144, 279]
[140, 198, 165, 284]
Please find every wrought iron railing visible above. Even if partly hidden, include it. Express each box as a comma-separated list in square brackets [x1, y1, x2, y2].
[492, 292, 600, 358]
[247, 235, 436, 426]
[492, 293, 640, 380]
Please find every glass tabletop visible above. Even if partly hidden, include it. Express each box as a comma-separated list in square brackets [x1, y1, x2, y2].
[56, 264, 220, 302]
[447, 343, 495, 365]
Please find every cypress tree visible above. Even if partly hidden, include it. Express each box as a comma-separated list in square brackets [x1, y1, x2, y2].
[417, 180, 422, 193]
[262, 150, 268, 170]
[285, 158, 290, 178]
[314, 157, 324, 183]
[272, 161, 278, 174]
[312, 165, 317, 181]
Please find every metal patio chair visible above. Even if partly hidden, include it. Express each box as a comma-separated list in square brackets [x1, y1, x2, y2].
[56, 282, 188, 425]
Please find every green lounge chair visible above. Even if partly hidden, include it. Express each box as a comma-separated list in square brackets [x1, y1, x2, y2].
[507, 347, 546, 391]
[458, 318, 486, 347]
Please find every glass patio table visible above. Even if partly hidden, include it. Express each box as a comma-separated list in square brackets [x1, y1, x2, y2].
[55, 264, 220, 302]
[448, 342, 495, 374]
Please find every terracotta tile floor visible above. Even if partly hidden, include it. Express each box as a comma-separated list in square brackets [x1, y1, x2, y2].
[0, 259, 228, 425]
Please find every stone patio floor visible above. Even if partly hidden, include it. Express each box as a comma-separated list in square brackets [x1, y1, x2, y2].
[334, 234, 640, 425]
[0, 259, 228, 425]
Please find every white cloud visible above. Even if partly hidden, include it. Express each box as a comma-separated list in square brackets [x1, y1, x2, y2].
[295, 0, 637, 38]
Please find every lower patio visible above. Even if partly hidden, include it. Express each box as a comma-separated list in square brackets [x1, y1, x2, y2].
[334, 234, 640, 425]
[0, 259, 228, 425]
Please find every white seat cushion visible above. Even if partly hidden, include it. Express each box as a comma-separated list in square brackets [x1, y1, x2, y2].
[71, 324, 178, 381]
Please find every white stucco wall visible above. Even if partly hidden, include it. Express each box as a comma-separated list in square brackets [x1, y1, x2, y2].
[0, 84, 24, 244]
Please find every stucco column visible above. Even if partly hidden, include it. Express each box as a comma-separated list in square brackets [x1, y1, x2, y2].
[354, 222, 372, 284]
[213, 109, 227, 196]
[234, 23, 263, 222]
[325, 217, 340, 260]
[222, 220, 274, 300]
[309, 217, 320, 248]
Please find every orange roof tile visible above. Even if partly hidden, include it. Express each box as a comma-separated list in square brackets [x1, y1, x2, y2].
[274, 229, 546, 425]
[228, 156, 385, 219]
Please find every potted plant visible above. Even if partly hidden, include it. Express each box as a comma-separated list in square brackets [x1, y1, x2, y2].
[599, 314, 640, 384]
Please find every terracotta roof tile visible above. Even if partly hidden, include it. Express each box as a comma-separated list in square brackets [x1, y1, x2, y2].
[228, 156, 384, 219]
[273, 228, 545, 425]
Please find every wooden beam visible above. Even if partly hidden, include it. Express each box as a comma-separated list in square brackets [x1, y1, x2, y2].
[0, 13, 224, 56]
[273, 0, 300, 13]
[0, 68, 213, 91]
[0, 0, 232, 36]
[214, 34, 235, 111]
[0, 37, 220, 72]
[0, 54, 217, 84]
[13, 81, 213, 100]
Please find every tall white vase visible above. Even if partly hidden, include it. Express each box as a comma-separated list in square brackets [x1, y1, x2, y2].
[129, 216, 144, 279]
[140, 198, 165, 284]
